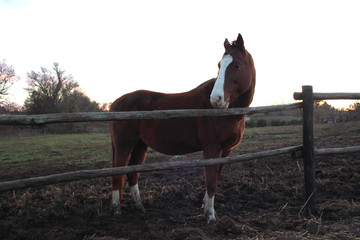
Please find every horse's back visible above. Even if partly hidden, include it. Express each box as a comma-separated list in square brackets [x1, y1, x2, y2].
[108, 84, 214, 155]
[110, 90, 166, 112]
[110, 79, 216, 112]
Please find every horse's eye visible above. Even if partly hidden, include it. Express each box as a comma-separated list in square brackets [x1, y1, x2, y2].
[233, 63, 240, 69]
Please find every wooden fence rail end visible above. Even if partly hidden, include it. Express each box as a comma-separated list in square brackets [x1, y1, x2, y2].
[292, 145, 360, 159]
[315, 145, 360, 155]
[294, 92, 360, 101]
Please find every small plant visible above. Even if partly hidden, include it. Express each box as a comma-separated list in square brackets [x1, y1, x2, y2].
[256, 119, 267, 127]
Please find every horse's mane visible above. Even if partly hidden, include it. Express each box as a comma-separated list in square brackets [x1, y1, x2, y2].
[230, 40, 245, 52]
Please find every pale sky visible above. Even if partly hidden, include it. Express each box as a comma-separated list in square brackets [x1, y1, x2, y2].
[1, 0, 359, 109]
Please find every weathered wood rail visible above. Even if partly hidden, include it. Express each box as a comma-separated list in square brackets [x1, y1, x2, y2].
[293, 86, 360, 214]
[0, 103, 301, 125]
[294, 92, 360, 101]
[0, 85, 359, 214]
[0, 146, 302, 192]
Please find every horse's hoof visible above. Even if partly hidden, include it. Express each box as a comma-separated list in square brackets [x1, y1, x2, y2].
[204, 208, 216, 224]
[140, 206, 147, 214]
[135, 204, 146, 213]
[207, 215, 216, 224]
[113, 207, 122, 216]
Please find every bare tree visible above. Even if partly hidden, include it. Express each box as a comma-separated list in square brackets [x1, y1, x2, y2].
[349, 101, 360, 112]
[24, 62, 101, 115]
[25, 63, 79, 113]
[0, 60, 18, 103]
[0, 102, 23, 113]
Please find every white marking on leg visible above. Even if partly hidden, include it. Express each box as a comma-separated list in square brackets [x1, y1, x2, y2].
[112, 190, 120, 206]
[130, 183, 146, 213]
[204, 191, 216, 223]
[112, 190, 121, 215]
[210, 54, 233, 109]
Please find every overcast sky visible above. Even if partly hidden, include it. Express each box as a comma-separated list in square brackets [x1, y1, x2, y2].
[1, 0, 359, 109]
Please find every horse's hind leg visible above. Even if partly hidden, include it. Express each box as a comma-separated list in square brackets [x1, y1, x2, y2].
[127, 139, 148, 213]
[111, 150, 132, 215]
[110, 126, 137, 215]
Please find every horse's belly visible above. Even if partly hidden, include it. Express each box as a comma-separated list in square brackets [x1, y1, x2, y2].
[139, 119, 202, 155]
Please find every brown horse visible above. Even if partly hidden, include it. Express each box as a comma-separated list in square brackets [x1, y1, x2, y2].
[109, 33, 256, 223]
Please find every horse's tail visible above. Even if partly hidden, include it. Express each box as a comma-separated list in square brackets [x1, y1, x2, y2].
[109, 122, 115, 167]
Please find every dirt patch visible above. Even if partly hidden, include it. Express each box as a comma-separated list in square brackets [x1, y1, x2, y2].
[1, 123, 360, 239]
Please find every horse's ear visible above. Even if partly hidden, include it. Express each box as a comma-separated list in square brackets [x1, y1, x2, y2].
[236, 33, 245, 50]
[224, 38, 231, 51]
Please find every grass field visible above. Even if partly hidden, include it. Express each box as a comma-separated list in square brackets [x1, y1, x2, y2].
[0, 133, 110, 167]
[1, 122, 359, 177]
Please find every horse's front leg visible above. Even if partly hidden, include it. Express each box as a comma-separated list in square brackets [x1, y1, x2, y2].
[203, 149, 222, 223]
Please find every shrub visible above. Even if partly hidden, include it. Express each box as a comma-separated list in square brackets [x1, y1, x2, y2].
[256, 119, 267, 127]
[270, 119, 286, 126]
[246, 120, 256, 128]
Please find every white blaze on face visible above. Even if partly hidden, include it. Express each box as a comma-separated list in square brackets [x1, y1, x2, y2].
[204, 191, 216, 222]
[210, 54, 233, 109]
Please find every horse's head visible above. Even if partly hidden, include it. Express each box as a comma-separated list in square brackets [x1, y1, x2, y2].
[210, 33, 255, 109]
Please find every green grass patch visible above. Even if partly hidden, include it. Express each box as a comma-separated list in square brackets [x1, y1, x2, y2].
[0, 133, 111, 169]
[1, 121, 359, 172]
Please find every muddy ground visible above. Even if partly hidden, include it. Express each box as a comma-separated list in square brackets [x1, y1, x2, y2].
[1, 123, 360, 239]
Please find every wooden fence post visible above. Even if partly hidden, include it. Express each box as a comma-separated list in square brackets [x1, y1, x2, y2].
[302, 85, 319, 215]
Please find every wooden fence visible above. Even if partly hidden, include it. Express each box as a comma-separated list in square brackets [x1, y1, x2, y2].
[0, 85, 359, 213]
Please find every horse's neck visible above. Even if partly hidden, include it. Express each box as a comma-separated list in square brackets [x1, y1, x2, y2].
[230, 80, 255, 108]
[188, 79, 216, 108]
[230, 53, 256, 108]
[190, 78, 255, 109]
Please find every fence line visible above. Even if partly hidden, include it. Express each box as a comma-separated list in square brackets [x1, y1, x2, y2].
[296, 86, 360, 214]
[0, 145, 302, 192]
[0, 103, 302, 125]
[291, 145, 360, 159]
[315, 145, 360, 155]
[2, 144, 359, 192]
[0, 87, 359, 214]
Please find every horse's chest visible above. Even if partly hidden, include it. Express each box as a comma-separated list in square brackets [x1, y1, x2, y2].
[200, 117, 245, 149]
[219, 126, 243, 149]
[139, 118, 202, 155]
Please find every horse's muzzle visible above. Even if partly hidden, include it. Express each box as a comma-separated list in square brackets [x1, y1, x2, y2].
[210, 95, 229, 109]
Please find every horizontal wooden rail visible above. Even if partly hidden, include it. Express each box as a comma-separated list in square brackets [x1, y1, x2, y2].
[315, 145, 360, 155]
[0, 145, 302, 192]
[294, 92, 360, 101]
[0, 103, 302, 125]
[292, 145, 360, 159]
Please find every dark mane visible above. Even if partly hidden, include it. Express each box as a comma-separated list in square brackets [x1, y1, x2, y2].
[230, 40, 245, 52]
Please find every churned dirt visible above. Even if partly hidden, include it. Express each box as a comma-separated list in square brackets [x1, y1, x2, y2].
[1, 122, 360, 239]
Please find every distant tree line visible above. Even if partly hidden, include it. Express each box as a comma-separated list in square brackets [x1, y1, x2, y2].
[0, 61, 109, 135]
[246, 100, 360, 128]
[314, 100, 360, 123]
[1, 60, 359, 133]
[1, 61, 107, 114]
